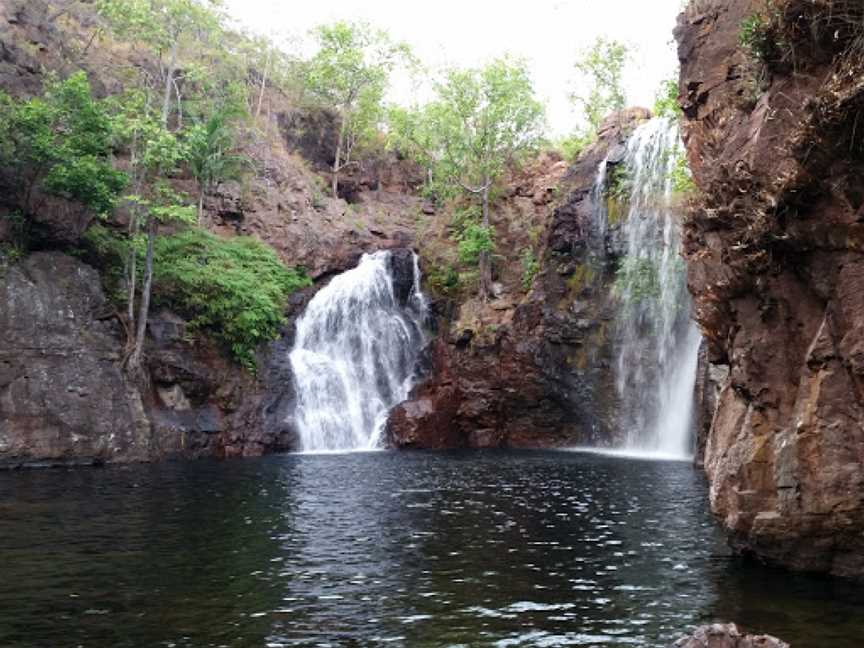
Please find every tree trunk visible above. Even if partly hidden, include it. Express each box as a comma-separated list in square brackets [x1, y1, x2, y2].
[197, 188, 205, 226]
[126, 214, 137, 330]
[255, 50, 271, 120]
[332, 115, 346, 199]
[128, 216, 156, 373]
[479, 181, 493, 301]
[161, 38, 179, 128]
[125, 132, 143, 334]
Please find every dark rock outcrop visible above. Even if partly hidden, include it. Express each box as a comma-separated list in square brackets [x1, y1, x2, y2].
[673, 624, 789, 648]
[387, 110, 652, 449]
[676, 0, 864, 578]
[0, 253, 149, 467]
[0, 252, 282, 467]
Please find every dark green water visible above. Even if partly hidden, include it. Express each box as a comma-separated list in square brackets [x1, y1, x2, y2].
[0, 450, 861, 647]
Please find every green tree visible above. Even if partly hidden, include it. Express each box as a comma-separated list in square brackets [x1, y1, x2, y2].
[185, 109, 248, 223]
[109, 92, 193, 372]
[571, 37, 629, 137]
[96, 0, 223, 128]
[305, 21, 411, 198]
[653, 77, 681, 119]
[0, 72, 126, 217]
[416, 58, 546, 298]
[387, 103, 442, 195]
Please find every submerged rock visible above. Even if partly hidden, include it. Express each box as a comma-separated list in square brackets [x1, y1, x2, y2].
[673, 624, 789, 648]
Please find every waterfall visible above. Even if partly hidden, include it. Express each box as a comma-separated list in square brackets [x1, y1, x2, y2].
[612, 117, 702, 459]
[289, 251, 428, 452]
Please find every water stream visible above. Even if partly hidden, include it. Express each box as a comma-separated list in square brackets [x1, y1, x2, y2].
[289, 251, 427, 452]
[610, 117, 703, 459]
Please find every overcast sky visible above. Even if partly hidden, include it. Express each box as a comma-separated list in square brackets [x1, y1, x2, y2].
[223, 0, 682, 136]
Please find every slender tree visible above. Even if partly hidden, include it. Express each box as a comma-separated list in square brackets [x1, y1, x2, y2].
[571, 37, 630, 136]
[96, 0, 222, 128]
[305, 21, 411, 198]
[185, 109, 248, 223]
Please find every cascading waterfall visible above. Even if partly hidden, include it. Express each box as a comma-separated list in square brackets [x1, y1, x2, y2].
[612, 117, 703, 459]
[289, 251, 428, 452]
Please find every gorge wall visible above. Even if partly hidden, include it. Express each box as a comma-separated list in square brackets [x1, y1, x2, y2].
[387, 109, 651, 449]
[676, 0, 864, 578]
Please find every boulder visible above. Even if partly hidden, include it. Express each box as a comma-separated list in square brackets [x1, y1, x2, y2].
[673, 624, 789, 648]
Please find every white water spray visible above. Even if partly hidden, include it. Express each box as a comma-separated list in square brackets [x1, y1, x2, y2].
[288, 251, 428, 452]
[612, 118, 702, 459]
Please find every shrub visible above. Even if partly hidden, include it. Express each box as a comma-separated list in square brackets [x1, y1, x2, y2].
[739, 12, 778, 62]
[449, 204, 482, 236]
[0, 72, 127, 215]
[151, 229, 311, 368]
[520, 248, 540, 291]
[457, 222, 495, 267]
[606, 163, 631, 202]
[670, 147, 697, 195]
[653, 78, 681, 119]
[554, 133, 592, 162]
[427, 264, 460, 296]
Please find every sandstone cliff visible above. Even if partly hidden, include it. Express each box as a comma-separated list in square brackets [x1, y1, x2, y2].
[387, 110, 652, 449]
[677, 0, 864, 578]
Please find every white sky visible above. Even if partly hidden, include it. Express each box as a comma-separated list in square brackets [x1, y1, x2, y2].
[223, 0, 682, 136]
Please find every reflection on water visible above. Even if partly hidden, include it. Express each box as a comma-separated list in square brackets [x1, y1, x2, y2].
[0, 451, 861, 647]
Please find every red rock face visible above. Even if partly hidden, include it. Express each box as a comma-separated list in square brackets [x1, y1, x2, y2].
[676, 1, 864, 578]
[387, 110, 652, 450]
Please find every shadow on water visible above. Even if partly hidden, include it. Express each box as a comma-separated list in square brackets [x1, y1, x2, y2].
[0, 450, 862, 647]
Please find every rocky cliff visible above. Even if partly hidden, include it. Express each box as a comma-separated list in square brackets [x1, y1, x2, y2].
[677, 0, 864, 578]
[387, 110, 651, 449]
[0, 0, 424, 466]
[0, 252, 270, 467]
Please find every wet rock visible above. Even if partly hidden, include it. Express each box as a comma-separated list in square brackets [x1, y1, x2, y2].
[387, 247, 417, 307]
[673, 624, 789, 648]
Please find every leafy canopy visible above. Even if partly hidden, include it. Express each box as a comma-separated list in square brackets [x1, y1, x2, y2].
[306, 21, 410, 147]
[0, 72, 127, 214]
[414, 57, 546, 199]
[96, 0, 223, 51]
[571, 37, 629, 136]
